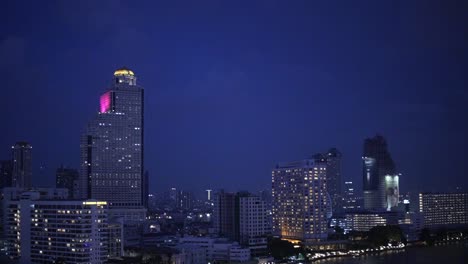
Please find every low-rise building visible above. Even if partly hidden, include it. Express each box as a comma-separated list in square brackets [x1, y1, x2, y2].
[3, 188, 108, 264]
[179, 236, 251, 262]
[419, 192, 468, 229]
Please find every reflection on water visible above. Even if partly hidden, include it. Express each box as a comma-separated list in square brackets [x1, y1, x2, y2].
[312, 243, 468, 264]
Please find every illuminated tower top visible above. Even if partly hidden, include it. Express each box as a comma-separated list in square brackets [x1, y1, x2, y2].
[113, 67, 137, 86]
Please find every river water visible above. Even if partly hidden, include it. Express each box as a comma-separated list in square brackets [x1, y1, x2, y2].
[312, 243, 467, 264]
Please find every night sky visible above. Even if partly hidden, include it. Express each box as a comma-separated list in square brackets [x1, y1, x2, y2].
[1, 1, 467, 197]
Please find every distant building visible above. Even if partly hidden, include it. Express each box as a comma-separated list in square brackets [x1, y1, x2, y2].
[179, 236, 250, 262]
[11, 142, 32, 188]
[398, 212, 424, 241]
[272, 158, 328, 242]
[362, 135, 399, 210]
[313, 148, 342, 213]
[384, 174, 400, 211]
[169, 187, 177, 207]
[419, 192, 468, 228]
[213, 191, 268, 256]
[0, 160, 13, 189]
[78, 68, 145, 221]
[342, 181, 360, 211]
[55, 165, 79, 198]
[3, 188, 108, 264]
[343, 211, 398, 232]
[142, 171, 149, 209]
[176, 190, 193, 210]
[213, 190, 236, 239]
[206, 189, 212, 201]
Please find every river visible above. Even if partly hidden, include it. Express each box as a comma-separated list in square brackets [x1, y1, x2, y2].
[312, 243, 467, 264]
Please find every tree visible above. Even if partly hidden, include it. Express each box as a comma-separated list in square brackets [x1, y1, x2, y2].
[268, 237, 296, 260]
[368, 225, 405, 247]
[420, 228, 434, 246]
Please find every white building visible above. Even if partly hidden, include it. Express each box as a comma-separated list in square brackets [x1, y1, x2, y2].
[272, 159, 328, 242]
[238, 194, 268, 256]
[179, 236, 250, 262]
[3, 188, 109, 264]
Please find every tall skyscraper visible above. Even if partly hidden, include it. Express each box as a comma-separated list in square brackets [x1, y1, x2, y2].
[79, 68, 145, 219]
[55, 165, 79, 198]
[11, 142, 32, 188]
[313, 148, 342, 213]
[362, 135, 398, 210]
[0, 160, 13, 189]
[272, 159, 328, 242]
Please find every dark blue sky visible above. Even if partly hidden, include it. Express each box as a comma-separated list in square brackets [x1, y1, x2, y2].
[1, 0, 467, 196]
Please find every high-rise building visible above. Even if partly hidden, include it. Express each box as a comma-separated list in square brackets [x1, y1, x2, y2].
[3, 188, 108, 264]
[142, 170, 149, 209]
[272, 159, 328, 242]
[0, 160, 13, 189]
[11, 142, 32, 188]
[419, 192, 468, 228]
[237, 193, 267, 256]
[384, 174, 400, 211]
[79, 67, 145, 220]
[55, 165, 79, 198]
[213, 190, 237, 240]
[176, 190, 193, 210]
[312, 148, 342, 213]
[342, 181, 360, 211]
[362, 135, 398, 210]
[326, 148, 342, 212]
[213, 191, 267, 256]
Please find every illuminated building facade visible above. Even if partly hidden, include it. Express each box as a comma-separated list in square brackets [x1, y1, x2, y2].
[384, 174, 400, 211]
[362, 135, 398, 210]
[3, 188, 108, 264]
[419, 192, 468, 228]
[12, 142, 32, 188]
[272, 159, 328, 242]
[343, 211, 399, 232]
[79, 67, 145, 220]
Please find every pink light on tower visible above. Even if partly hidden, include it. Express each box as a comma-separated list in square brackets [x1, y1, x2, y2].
[100, 91, 111, 113]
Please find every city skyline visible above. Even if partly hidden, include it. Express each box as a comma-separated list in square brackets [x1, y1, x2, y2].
[1, 1, 467, 263]
[1, 1, 467, 195]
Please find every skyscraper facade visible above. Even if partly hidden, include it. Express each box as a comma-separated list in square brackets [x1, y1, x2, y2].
[79, 68, 145, 214]
[342, 181, 360, 211]
[213, 191, 267, 256]
[11, 142, 32, 188]
[0, 160, 13, 189]
[213, 190, 237, 240]
[313, 148, 342, 213]
[362, 135, 398, 210]
[272, 159, 328, 242]
[142, 170, 149, 209]
[56, 165, 79, 198]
